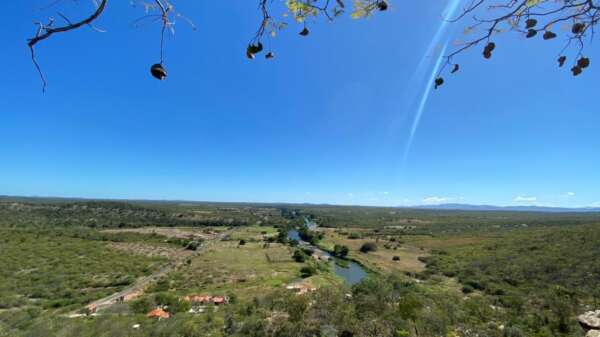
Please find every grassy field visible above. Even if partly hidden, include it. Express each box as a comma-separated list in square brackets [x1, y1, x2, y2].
[167, 240, 305, 299]
[319, 228, 428, 274]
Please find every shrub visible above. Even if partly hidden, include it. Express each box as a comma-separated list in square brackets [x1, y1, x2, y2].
[130, 297, 154, 314]
[360, 242, 378, 253]
[293, 250, 307, 263]
[333, 245, 349, 258]
[300, 266, 316, 278]
[186, 240, 201, 251]
[348, 233, 361, 240]
[462, 285, 475, 294]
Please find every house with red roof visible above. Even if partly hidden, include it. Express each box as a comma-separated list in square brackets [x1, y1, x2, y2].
[147, 308, 170, 319]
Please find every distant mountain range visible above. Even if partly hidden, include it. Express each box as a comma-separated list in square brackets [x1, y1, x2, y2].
[2, 195, 599, 213]
[410, 203, 600, 213]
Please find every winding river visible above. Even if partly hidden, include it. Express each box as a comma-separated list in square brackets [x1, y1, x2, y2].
[287, 227, 367, 285]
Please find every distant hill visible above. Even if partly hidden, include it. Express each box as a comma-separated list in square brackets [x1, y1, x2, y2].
[410, 203, 600, 213]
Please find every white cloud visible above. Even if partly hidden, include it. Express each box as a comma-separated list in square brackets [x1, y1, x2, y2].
[347, 193, 354, 198]
[514, 196, 537, 203]
[382, 191, 389, 195]
[565, 192, 576, 197]
[422, 196, 449, 204]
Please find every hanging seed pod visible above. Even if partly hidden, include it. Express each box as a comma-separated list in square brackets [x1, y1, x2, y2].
[483, 42, 494, 59]
[451, 64, 460, 74]
[247, 43, 263, 55]
[543, 31, 557, 40]
[526, 29, 537, 38]
[485, 42, 496, 52]
[571, 65, 582, 76]
[265, 51, 275, 59]
[150, 63, 167, 80]
[300, 27, 310, 36]
[572, 23, 585, 34]
[246, 42, 265, 59]
[434, 77, 444, 89]
[577, 57, 590, 69]
[557, 56, 566, 67]
[255, 42, 264, 53]
[377, 1, 388, 11]
[525, 19, 537, 29]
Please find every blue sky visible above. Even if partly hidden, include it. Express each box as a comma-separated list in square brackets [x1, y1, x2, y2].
[1, 0, 599, 207]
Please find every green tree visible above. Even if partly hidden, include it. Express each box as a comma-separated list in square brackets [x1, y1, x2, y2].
[360, 242, 378, 253]
[293, 249, 307, 263]
[333, 245, 349, 258]
[130, 297, 154, 314]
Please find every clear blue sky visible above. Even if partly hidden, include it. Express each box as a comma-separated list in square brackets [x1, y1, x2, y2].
[1, 0, 599, 207]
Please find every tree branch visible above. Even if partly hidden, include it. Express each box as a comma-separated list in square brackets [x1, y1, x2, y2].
[28, 0, 108, 92]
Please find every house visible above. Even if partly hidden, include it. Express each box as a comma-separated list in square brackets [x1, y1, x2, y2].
[188, 306, 206, 314]
[183, 295, 229, 305]
[184, 295, 213, 304]
[286, 284, 317, 295]
[147, 308, 170, 319]
[212, 296, 228, 305]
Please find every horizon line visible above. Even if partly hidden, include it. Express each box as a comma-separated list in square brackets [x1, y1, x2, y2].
[1, 194, 599, 212]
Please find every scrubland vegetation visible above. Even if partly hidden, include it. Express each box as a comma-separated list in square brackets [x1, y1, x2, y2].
[0, 197, 599, 337]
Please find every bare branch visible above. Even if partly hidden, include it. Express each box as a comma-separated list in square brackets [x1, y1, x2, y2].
[28, 0, 108, 92]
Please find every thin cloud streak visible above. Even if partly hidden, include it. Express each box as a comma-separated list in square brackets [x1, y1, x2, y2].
[402, 0, 464, 164]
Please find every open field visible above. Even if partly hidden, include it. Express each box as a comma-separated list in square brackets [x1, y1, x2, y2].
[107, 242, 195, 260]
[102, 226, 225, 240]
[319, 228, 427, 274]
[167, 239, 332, 300]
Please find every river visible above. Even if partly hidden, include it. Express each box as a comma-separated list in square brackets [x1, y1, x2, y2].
[287, 228, 367, 285]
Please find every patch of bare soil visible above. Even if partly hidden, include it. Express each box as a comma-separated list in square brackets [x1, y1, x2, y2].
[107, 242, 193, 260]
[102, 227, 219, 240]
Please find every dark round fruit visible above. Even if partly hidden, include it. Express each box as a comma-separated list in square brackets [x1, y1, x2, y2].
[483, 50, 492, 59]
[571, 66, 582, 76]
[525, 18, 537, 29]
[526, 29, 537, 38]
[300, 27, 310, 36]
[485, 42, 495, 52]
[150, 63, 167, 80]
[577, 57, 590, 68]
[451, 64, 460, 74]
[557, 56, 566, 67]
[377, 1, 388, 11]
[265, 51, 275, 59]
[543, 31, 557, 40]
[434, 77, 444, 89]
[572, 23, 585, 34]
[247, 43, 264, 55]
